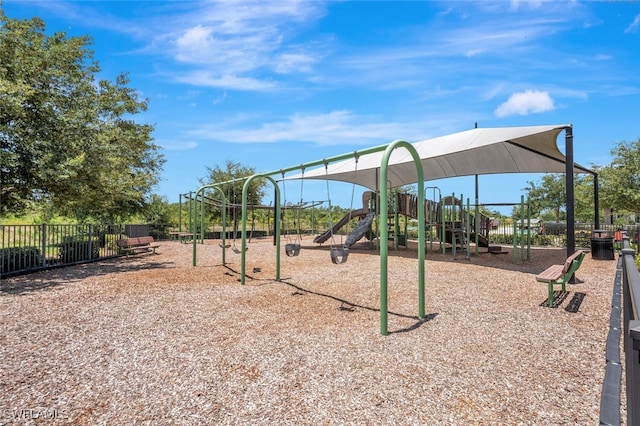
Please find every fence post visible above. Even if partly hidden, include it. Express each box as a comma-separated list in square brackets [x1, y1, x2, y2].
[41, 224, 47, 268]
[89, 224, 93, 260]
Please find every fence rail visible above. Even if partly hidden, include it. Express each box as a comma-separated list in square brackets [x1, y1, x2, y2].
[620, 235, 640, 426]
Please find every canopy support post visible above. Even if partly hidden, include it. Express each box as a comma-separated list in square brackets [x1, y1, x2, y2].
[565, 126, 575, 260]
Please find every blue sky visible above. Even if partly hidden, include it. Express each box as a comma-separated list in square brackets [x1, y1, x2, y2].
[4, 1, 640, 213]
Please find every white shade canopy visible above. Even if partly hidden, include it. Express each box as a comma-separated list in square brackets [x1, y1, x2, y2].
[286, 124, 592, 190]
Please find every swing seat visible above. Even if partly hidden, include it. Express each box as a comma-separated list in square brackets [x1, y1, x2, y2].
[330, 247, 349, 264]
[219, 242, 231, 249]
[232, 246, 247, 254]
[285, 243, 301, 257]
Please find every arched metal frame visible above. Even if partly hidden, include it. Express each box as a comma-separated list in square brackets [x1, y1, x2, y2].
[191, 185, 227, 266]
[378, 140, 425, 336]
[240, 175, 281, 284]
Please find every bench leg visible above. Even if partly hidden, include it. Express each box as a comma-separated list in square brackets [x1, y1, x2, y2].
[548, 283, 554, 307]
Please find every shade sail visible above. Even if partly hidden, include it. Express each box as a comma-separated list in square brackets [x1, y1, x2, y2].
[286, 124, 591, 190]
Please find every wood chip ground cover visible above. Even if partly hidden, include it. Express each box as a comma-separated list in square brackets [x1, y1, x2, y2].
[0, 238, 619, 425]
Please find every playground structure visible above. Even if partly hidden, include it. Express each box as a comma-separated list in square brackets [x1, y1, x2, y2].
[308, 189, 534, 264]
[184, 184, 505, 262]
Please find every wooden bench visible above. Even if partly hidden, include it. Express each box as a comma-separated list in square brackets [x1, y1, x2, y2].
[117, 236, 161, 256]
[535, 250, 585, 307]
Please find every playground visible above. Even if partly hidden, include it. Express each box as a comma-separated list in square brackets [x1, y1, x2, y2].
[1, 237, 617, 424]
[1, 124, 621, 422]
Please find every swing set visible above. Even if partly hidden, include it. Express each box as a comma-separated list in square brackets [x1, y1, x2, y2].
[190, 140, 426, 336]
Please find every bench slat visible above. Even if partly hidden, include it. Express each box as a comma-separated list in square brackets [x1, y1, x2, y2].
[535, 250, 585, 307]
[536, 264, 564, 282]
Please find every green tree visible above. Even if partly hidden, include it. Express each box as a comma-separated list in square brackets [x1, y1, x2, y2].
[0, 11, 164, 220]
[522, 173, 598, 223]
[522, 174, 566, 221]
[142, 194, 173, 225]
[574, 173, 597, 223]
[200, 160, 267, 224]
[598, 138, 640, 217]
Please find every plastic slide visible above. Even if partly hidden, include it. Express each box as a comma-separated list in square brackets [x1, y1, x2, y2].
[313, 208, 368, 244]
[344, 212, 376, 248]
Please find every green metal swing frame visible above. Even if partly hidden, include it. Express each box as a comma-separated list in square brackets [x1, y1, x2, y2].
[191, 139, 426, 336]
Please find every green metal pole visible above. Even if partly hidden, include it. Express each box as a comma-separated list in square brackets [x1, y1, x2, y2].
[512, 214, 517, 265]
[440, 194, 445, 255]
[475, 175, 480, 256]
[379, 140, 425, 336]
[452, 192, 456, 260]
[466, 197, 471, 260]
[394, 191, 400, 250]
[526, 198, 531, 261]
[200, 192, 205, 244]
[520, 195, 525, 263]
[178, 194, 183, 233]
[188, 191, 193, 235]
[221, 195, 226, 265]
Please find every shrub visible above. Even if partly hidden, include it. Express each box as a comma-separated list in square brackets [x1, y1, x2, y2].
[1, 246, 42, 274]
[58, 236, 100, 263]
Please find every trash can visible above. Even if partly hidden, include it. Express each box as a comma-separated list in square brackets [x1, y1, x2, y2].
[590, 230, 615, 260]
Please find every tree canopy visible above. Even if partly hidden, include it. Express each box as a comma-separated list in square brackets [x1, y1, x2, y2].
[524, 137, 640, 224]
[598, 138, 640, 216]
[200, 160, 267, 222]
[0, 10, 164, 221]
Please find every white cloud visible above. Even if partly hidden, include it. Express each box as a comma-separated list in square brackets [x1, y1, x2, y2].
[494, 90, 555, 117]
[510, 0, 543, 11]
[186, 110, 413, 146]
[274, 51, 317, 74]
[159, 140, 198, 151]
[175, 71, 277, 92]
[625, 14, 640, 34]
[175, 25, 214, 51]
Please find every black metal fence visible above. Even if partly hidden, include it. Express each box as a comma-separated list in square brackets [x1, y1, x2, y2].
[0, 223, 173, 278]
[600, 233, 640, 425]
